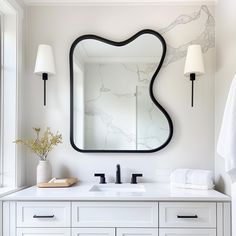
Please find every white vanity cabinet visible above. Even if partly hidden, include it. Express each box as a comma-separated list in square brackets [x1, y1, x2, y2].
[2, 201, 231, 236]
[1, 184, 231, 236]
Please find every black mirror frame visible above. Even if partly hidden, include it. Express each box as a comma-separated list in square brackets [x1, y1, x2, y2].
[69, 29, 173, 153]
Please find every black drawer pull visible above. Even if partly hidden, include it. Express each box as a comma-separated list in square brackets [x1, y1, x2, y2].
[177, 215, 198, 219]
[33, 215, 55, 219]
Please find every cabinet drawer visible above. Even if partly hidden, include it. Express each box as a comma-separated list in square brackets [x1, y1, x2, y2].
[117, 228, 158, 236]
[72, 202, 158, 227]
[72, 228, 115, 236]
[17, 202, 70, 227]
[17, 228, 70, 236]
[159, 229, 216, 236]
[159, 202, 216, 228]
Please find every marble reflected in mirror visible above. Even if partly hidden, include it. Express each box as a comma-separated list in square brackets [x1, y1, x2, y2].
[70, 30, 173, 152]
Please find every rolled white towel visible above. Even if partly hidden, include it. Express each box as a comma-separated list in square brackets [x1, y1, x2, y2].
[170, 169, 214, 190]
[187, 169, 214, 187]
[170, 169, 189, 184]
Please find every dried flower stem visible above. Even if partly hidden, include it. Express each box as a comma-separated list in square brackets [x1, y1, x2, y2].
[14, 127, 62, 161]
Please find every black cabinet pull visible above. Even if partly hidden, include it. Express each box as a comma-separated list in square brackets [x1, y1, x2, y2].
[177, 215, 198, 219]
[33, 215, 55, 219]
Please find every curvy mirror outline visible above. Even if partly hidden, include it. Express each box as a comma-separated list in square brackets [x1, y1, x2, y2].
[69, 29, 173, 153]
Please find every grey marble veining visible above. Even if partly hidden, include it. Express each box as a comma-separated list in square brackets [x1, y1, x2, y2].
[162, 5, 215, 67]
[83, 63, 169, 150]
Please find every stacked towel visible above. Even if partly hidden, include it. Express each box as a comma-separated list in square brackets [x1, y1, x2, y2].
[170, 169, 214, 190]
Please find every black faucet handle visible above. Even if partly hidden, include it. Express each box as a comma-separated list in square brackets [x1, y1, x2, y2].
[131, 174, 143, 184]
[115, 164, 122, 184]
[94, 173, 106, 184]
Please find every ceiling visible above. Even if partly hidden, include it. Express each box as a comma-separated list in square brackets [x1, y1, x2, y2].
[22, 0, 217, 6]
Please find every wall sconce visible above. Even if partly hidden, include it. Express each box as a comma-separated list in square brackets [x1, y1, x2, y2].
[184, 45, 205, 107]
[34, 44, 56, 106]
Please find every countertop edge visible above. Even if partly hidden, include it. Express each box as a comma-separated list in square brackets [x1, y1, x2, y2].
[1, 197, 231, 201]
[0, 184, 231, 202]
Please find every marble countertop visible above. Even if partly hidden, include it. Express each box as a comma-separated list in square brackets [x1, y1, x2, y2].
[0, 183, 230, 201]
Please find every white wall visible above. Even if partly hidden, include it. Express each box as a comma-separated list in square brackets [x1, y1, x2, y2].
[215, 0, 236, 195]
[215, 0, 236, 234]
[25, 4, 215, 185]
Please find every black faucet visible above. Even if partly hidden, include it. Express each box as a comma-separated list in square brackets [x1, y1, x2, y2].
[131, 174, 143, 184]
[94, 173, 106, 184]
[115, 164, 122, 184]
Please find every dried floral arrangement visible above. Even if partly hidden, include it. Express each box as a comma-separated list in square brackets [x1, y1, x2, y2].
[14, 127, 62, 161]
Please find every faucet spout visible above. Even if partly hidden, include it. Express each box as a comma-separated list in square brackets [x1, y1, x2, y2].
[115, 164, 122, 184]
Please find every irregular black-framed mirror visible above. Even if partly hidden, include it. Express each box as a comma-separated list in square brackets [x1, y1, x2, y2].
[70, 29, 173, 153]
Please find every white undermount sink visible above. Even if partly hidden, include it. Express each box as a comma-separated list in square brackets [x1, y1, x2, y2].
[89, 184, 146, 193]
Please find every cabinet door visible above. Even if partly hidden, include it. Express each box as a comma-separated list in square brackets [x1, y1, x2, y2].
[159, 229, 216, 236]
[17, 201, 71, 228]
[17, 228, 71, 236]
[159, 202, 216, 228]
[117, 228, 158, 236]
[72, 228, 115, 236]
[72, 202, 158, 227]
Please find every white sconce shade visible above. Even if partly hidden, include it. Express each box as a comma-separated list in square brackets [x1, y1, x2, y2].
[34, 44, 56, 106]
[34, 44, 56, 75]
[184, 44, 205, 76]
[184, 45, 205, 107]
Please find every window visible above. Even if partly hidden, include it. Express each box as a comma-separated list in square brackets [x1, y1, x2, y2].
[0, 0, 24, 191]
[0, 14, 2, 186]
